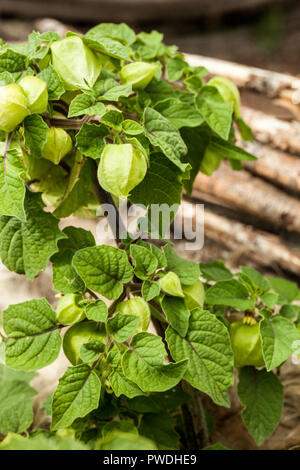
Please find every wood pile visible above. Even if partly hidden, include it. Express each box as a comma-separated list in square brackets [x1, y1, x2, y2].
[183, 53, 300, 277]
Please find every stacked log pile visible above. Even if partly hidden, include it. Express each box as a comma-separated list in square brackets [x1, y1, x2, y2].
[184, 53, 300, 276]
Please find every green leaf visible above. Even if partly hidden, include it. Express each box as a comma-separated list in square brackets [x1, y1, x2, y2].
[73, 245, 133, 300]
[260, 292, 278, 309]
[0, 48, 28, 73]
[0, 365, 36, 383]
[161, 296, 190, 337]
[52, 226, 95, 294]
[180, 125, 210, 194]
[102, 420, 138, 437]
[205, 279, 255, 310]
[200, 260, 233, 281]
[107, 313, 140, 343]
[267, 277, 300, 304]
[166, 308, 234, 407]
[130, 152, 184, 207]
[260, 314, 300, 370]
[83, 33, 132, 61]
[210, 137, 256, 162]
[58, 226, 95, 252]
[79, 339, 105, 364]
[38, 65, 65, 101]
[51, 364, 101, 430]
[109, 368, 144, 399]
[142, 280, 160, 301]
[0, 148, 26, 220]
[3, 298, 62, 371]
[280, 304, 300, 321]
[75, 123, 107, 160]
[0, 217, 24, 274]
[143, 107, 188, 172]
[140, 412, 179, 450]
[100, 109, 123, 131]
[240, 266, 270, 292]
[0, 432, 88, 450]
[122, 119, 144, 135]
[0, 71, 14, 86]
[203, 443, 229, 450]
[99, 83, 132, 101]
[0, 379, 35, 434]
[126, 387, 189, 413]
[87, 23, 136, 46]
[163, 244, 200, 285]
[166, 55, 187, 82]
[96, 431, 157, 450]
[195, 86, 233, 140]
[52, 249, 85, 294]
[53, 159, 95, 219]
[130, 244, 158, 280]
[68, 93, 106, 118]
[23, 114, 49, 158]
[236, 117, 253, 141]
[238, 367, 283, 446]
[154, 99, 203, 129]
[0, 191, 66, 279]
[122, 332, 188, 392]
[85, 300, 108, 322]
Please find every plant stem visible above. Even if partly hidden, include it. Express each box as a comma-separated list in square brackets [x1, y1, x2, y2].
[93, 163, 126, 245]
[93, 164, 209, 449]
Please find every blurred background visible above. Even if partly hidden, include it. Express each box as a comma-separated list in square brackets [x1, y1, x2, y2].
[0, 0, 300, 73]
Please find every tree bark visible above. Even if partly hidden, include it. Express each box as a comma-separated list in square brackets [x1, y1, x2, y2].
[181, 201, 300, 275]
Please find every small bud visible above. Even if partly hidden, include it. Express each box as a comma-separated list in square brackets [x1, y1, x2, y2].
[120, 61, 157, 89]
[183, 280, 205, 310]
[98, 143, 147, 197]
[159, 272, 184, 298]
[56, 294, 86, 325]
[42, 127, 72, 165]
[19, 76, 48, 114]
[51, 36, 102, 90]
[0, 84, 30, 133]
[117, 297, 150, 332]
[208, 76, 240, 117]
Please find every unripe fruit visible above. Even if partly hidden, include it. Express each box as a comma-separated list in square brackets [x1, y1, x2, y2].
[63, 321, 106, 365]
[208, 76, 240, 117]
[42, 127, 72, 165]
[183, 279, 205, 310]
[0, 84, 30, 132]
[159, 272, 184, 298]
[98, 143, 147, 197]
[56, 294, 86, 326]
[19, 76, 48, 114]
[120, 61, 157, 89]
[51, 36, 102, 90]
[230, 319, 264, 368]
[117, 297, 150, 332]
